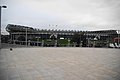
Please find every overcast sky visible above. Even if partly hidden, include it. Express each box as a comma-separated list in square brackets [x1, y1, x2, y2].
[1, 0, 120, 34]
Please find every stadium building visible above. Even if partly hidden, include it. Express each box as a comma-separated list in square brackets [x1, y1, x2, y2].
[6, 24, 119, 47]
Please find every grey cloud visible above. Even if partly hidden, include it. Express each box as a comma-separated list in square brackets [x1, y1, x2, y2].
[1, 0, 120, 34]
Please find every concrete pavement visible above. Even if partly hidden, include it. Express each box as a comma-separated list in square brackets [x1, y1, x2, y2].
[0, 48, 120, 80]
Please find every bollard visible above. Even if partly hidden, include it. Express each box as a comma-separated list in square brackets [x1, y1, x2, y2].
[10, 48, 13, 51]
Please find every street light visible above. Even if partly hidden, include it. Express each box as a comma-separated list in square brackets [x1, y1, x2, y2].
[23, 27, 29, 46]
[0, 5, 7, 49]
[93, 37, 97, 47]
[25, 28, 27, 46]
[117, 30, 120, 48]
[68, 38, 70, 47]
[86, 31, 89, 47]
[36, 36, 41, 46]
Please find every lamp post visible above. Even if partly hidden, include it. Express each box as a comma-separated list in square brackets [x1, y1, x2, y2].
[117, 30, 120, 48]
[68, 38, 70, 47]
[23, 27, 28, 46]
[54, 34, 57, 47]
[36, 36, 41, 46]
[118, 30, 120, 48]
[93, 37, 97, 47]
[0, 6, 7, 49]
[25, 28, 28, 46]
[86, 31, 89, 47]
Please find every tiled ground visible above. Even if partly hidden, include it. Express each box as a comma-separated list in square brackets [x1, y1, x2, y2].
[0, 47, 120, 80]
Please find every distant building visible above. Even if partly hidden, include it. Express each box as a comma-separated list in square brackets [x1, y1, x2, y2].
[6, 24, 119, 47]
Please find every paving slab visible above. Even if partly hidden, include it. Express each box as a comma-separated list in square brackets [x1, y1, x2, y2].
[0, 48, 120, 80]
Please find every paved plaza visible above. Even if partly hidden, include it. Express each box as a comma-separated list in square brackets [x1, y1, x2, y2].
[0, 47, 120, 80]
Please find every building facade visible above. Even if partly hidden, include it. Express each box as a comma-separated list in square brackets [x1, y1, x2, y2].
[6, 24, 119, 47]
